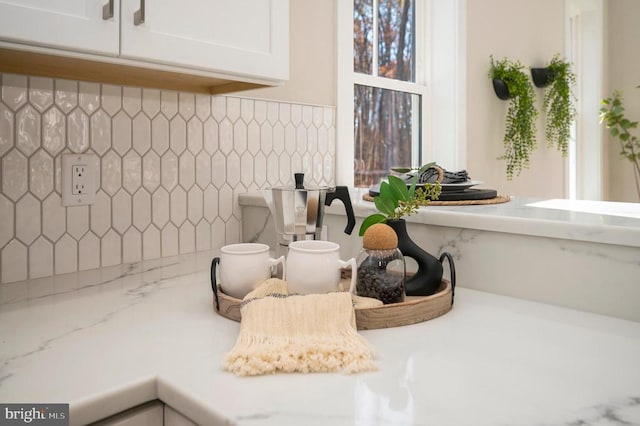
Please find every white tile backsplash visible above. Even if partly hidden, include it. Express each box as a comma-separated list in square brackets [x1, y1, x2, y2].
[0, 73, 336, 295]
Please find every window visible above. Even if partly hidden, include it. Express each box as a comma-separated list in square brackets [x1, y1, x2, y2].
[352, 0, 426, 187]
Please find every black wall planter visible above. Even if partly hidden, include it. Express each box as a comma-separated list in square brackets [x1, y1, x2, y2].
[531, 67, 555, 88]
[492, 78, 510, 100]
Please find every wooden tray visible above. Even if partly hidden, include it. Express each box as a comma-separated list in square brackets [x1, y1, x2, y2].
[212, 279, 453, 330]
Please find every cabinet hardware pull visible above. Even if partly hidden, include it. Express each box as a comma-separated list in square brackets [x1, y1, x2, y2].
[102, 0, 114, 20]
[134, 0, 145, 25]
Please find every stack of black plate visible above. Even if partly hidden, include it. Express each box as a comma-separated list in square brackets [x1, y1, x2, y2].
[368, 180, 497, 201]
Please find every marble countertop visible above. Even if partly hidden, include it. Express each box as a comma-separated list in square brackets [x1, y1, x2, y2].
[240, 189, 640, 247]
[2, 250, 640, 425]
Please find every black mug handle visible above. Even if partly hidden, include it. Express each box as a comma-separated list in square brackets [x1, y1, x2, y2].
[439, 252, 456, 304]
[211, 257, 220, 311]
[325, 186, 356, 235]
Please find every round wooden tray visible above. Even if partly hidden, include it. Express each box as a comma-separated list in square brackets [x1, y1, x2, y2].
[213, 279, 453, 330]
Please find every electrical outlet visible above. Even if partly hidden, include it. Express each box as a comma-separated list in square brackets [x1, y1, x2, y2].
[62, 154, 96, 206]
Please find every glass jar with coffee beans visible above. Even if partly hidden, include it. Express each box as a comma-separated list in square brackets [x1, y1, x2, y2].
[356, 223, 406, 304]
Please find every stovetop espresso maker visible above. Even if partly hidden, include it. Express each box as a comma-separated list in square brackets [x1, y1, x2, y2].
[262, 173, 356, 253]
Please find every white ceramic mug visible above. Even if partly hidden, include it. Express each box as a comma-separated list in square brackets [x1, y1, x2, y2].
[285, 240, 357, 294]
[212, 243, 285, 299]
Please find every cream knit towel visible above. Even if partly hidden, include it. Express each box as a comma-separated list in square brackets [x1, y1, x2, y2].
[224, 279, 377, 376]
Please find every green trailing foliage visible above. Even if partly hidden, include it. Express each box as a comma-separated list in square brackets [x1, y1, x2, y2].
[489, 56, 539, 180]
[542, 55, 577, 157]
[359, 162, 442, 236]
[600, 89, 640, 200]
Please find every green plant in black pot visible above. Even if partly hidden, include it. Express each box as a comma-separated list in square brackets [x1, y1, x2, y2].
[489, 56, 539, 180]
[600, 88, 640, 200]
[534, 55, 577, 157]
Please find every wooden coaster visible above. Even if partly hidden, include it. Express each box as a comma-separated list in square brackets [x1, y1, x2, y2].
[362, 193, 511, 206]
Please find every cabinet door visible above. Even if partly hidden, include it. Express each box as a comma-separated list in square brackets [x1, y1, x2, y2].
[120, 0, 289, 82]
[0, 0, 119, 55]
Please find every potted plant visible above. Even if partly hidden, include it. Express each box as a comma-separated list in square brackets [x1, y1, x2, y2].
[533, 55, 577, 156]
[600, 88, 640, 200]
[489, 56, 539, 179]
[359, 163, 454, 296]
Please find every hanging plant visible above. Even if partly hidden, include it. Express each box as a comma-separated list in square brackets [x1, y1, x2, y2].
[534, 55, 577, 156]
[489, 56, 539, 180]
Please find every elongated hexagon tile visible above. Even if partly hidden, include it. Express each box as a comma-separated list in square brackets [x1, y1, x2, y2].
[101, 84, 122, 116]
[328, 126, 336, 155]
[291, 104, 302, 126]
[195, 220, 211, 251]
[132, 189, 151, 232]
[68, 108, 90, 153]
[152, 187, 170, 228]
[238, 98, 251, 123]
[211, 96, 226, 122]
[113, 111, 132, 155]
[54, 79, 78, 113]
[218, 184, 233, 220]
[66, 205, 89, 240]
[211, 218, 225, 249]
[302, 153, 312, 181]
[203, 117, 218, 155]
[195, 151, 211, 190]
[16, 193, 41, 245]
[161, 91, 178, 119]
[79, 82, 100, 114]
[133, 114, 151, 155]
[187, 186, 203, 224]
[101, 150, 122, 196]
[240, 152, 254, 187]
[296, 124, 307, 155]
[254, 152, 267, 186]
[142, 151, 161, 193]
[142, 89, 160, 118]
[323, 107, 334, 127]
[226, 152, 240, 187]
[161, 223, 179, 257]
[313, 152, 323, 185]
[179, 92, 195, 119]
[218, 118, 233, 155]
[179, 151, 195, 190]
[179, 221, 195, 253]
[101, 229, 121, 267]
[122, 228, 142, 263]
[161, 151, 178, 190]
[2, 149, 28, 202]
[0, 195, 14, 247]
[323, 154, 334, 185]
[278, 153, 291, 185]
[169, 186, 187, 226]
[308, 125, 318, 153]
[42, 106, 65, 156]
[2, 74, 27, 111]
[90, 190, 111, 237]
[233, 120, 247, 153]
[2, 240, 28, 283]
[232, 185, 245, 219]
[318, 126, 328, 153]
[90, 109, 110, 156]
[142, 225, 161, 260]
[187, 118, 203, 153]
[169, 115, 186, 154]
[260, 122, 273, 153]
[123, 87, 142, 117]
[29, 149, 54, 200]
[291, 152, 302, 177]
[112, 189, 132, 234]
[0, 102, 14, 157]
[122, 151, 142, 194]
[29, 236, 53, 279]
[247, 120, 260, 156]
[78, 232, 100, 271]
[203, 185, 218, 223]
[211, 152, 226, 189]
[284, 123, 296, 154]
[151, 114, 169, 155]
[195, 94, 210, 121]
[16, 104, 40, 156]
[312, 106, 323, 127]
[279, 102, 291, 125]
[55, 234, 77, 275]
[29, 77, 54, 112]
[42, 193, 65, 242]
[254, 100, 267, 124]
[302, 105, 313, 127]
[266, 152, 279, 185]
[225, 216, 240, 244]
[267, 101, 279, 125]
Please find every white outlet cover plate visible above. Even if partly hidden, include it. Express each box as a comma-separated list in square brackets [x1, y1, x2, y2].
[62, 154, 96, 206]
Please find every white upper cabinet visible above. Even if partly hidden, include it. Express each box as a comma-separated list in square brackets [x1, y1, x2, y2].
[0, 0, 120, 55]
[120, 0, 289, 81]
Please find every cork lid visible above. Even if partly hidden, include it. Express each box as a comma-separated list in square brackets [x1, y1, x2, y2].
[363, 223, 398, 250]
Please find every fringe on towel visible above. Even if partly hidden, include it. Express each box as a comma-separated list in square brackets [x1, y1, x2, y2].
[224, 279, 377, 376]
